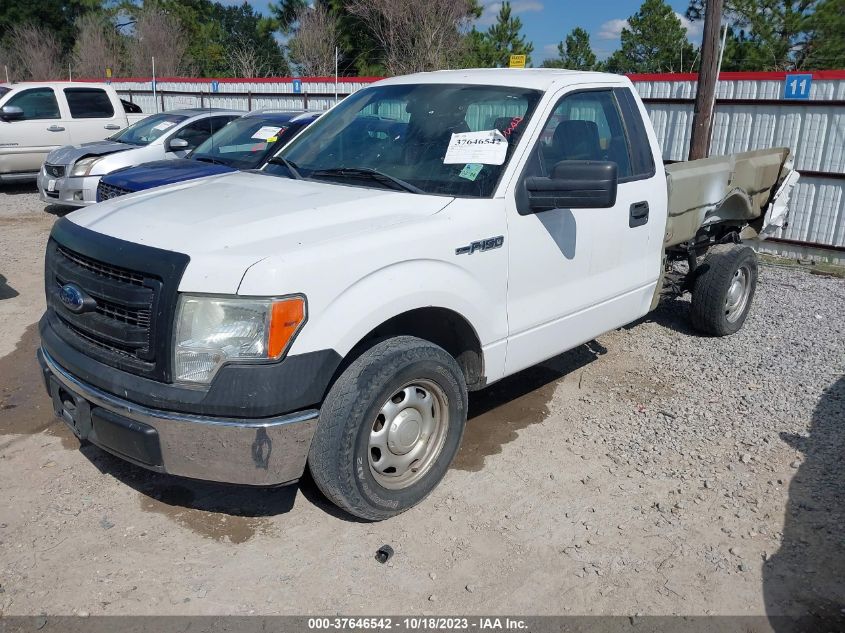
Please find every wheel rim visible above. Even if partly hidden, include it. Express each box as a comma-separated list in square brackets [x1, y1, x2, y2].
[725, 264, 751, 323]
[368, 379, 449, 490]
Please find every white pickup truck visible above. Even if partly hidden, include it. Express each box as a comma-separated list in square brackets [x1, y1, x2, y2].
[0, 82, 146, 182]
[37, 69, 797, 520]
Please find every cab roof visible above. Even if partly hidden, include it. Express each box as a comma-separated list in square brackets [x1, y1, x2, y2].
[376, 68, 632, 92]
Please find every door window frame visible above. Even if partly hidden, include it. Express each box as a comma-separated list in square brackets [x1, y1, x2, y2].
[5, 87, 61, 121]
[63, 87, 115, 119]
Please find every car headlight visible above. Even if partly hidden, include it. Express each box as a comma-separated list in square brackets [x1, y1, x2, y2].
[173, 294, 306, 385]
[70, 156, 102, 177]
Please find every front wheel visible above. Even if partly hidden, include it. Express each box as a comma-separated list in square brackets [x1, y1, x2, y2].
[690, 244, 758, 336]
[308, 336, 468, 521]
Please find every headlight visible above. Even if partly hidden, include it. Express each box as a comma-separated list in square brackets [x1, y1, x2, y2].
[70, 156, 102, 177]
[173, 295, 306, 385]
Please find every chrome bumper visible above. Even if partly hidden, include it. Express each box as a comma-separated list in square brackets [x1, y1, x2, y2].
[39, 348, 319, 486]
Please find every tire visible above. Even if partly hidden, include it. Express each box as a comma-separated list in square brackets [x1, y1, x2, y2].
[690, 244, 758, 336]
[308, 336, 468, 521]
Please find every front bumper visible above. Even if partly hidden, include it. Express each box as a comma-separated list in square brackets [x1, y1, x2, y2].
[37, 168, 100, 207]
[38, 347, 319, 486]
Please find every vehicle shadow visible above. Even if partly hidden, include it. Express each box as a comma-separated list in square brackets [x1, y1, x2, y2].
[75, 340, 608, 523]
[624, 294, 699, 337]
[0, 182, 38, 195]
[0, 273, 19, 300]
[763, 375, 845, 632]
[43, 203, 75, 217]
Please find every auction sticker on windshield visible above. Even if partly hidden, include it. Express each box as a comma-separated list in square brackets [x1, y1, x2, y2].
[444, 130, 508, 165]
[252, 126, 284, 141]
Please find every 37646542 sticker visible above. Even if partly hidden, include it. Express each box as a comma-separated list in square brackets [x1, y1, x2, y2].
[444, 130, 508, 165]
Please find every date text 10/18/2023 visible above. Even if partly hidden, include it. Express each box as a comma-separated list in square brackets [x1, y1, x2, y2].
[307, 617, 529, 630]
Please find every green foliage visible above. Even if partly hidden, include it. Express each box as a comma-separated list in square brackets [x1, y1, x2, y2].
[604, 0, 695, 73]
[463, 1, 534, 67]
[685, 0, 843, 70]
[805, 0, 845, 69]
[541, 27, 599, 70]
[0, 0, 104, 56]
[124, 0, 288, 76]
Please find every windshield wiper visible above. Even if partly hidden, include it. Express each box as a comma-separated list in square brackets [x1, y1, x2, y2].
[194, 156, 230, 166]
[310, 167, 423, 194]
[267, 156, 302, 180]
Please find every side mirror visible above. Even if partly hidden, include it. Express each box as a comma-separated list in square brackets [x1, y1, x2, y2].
[168, 137, 190, 151]
[0, 105, 24, 121]
[525, 160, 617, 212]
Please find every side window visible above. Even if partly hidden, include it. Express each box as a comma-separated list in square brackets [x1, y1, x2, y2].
[172, 119, 214, 149]
[6, 88, 60, 120]
[613, 88, 656, 180]
[534, 90, 632, 179]
[64, 88, 114, 118]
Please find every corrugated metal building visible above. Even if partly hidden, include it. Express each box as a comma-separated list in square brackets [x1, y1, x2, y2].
[110, 71, 844, 252]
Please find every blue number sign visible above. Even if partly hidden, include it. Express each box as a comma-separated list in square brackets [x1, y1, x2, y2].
[292, 79, 302, 94]
[784, 74, 812, 100]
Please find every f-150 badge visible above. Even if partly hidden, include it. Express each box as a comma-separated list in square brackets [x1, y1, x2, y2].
[456, 236, 504, 255]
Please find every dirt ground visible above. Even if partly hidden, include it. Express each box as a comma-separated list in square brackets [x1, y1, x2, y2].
[0, 184, 843, 624]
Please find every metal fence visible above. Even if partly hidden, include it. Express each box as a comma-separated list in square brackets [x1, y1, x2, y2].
[109, 71, 845, 252]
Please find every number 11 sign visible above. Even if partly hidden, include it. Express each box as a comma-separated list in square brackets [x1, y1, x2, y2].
[784, 74, 812, 100]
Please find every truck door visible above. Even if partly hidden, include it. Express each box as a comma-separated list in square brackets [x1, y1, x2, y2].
[0, 87, 71, 175]
[503, 86, 661, 375]
[62, 87, 125, 144]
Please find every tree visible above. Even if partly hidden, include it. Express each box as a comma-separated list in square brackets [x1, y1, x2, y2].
[0, 0, 102, 59]
[128, 7, 192, 76]
[1, 23, 63, 81]
[685, 0, 827, 70]
[72, 13, 126, 79]
[467, 1, 534, 67]
[542, 27, 598, 70]
[605, 0, 695, 73]
[804, 0, 845, 69]
[125, 0, 288, 77]
[347, 0, 478, 75]
[287, 3, 339, 77]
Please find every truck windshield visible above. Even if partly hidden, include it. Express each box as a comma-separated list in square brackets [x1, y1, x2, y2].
[191, 116, 293, 168]
[266, 83, 543, 197]
[110, 113, 188, 146]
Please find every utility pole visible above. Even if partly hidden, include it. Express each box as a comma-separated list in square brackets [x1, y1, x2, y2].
[688, 0, 723, 160]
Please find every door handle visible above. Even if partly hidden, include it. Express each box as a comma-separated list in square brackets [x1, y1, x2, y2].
[629, 201, 649, 228]
[47, 125, 65, 132]
[104, 123, 121, 130]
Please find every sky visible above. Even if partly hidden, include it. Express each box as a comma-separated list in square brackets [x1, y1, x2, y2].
[230, 0, 704, 64]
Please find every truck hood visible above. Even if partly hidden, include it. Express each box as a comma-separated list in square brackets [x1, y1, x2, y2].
[46, 140, 133, 166]
[67, 171, 454, 293]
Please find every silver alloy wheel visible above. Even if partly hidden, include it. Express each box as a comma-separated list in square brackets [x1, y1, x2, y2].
[725, 264, 751, 322]
[368, 379, 449, 490]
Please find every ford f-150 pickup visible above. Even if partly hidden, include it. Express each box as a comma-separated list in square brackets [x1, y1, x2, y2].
[37, 69, 798, 520]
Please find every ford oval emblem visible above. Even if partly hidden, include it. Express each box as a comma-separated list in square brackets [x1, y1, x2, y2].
[59, 283, 88, 313]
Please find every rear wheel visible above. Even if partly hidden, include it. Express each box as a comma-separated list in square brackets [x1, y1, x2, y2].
[690, 244, 758, 336]
[308, 336, 467, 521]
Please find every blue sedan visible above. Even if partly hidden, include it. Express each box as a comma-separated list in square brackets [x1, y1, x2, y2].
[97, 110, 320, 201]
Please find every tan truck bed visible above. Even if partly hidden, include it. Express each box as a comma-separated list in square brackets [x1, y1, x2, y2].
[663, 148, 797, 248]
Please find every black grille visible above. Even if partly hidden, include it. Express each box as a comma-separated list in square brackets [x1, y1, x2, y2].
[97, 180, 133, 202]
[57, 245, 144, 286]
[44, 164, 65, 178]
[44, 218, 189, 382]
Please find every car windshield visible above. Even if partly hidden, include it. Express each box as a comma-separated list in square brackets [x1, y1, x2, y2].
[265, 83, 543, 197]
[0, 87, 11, 99]
[191, 117, 295, 168]
[110, 113, 188, 146]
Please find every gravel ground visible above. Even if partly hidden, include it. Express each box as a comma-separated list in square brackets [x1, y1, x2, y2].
[0, 186, 843, 623]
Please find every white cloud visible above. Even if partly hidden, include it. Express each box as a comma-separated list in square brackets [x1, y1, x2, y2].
[477, 1, 544, 26]
[597, 18, 629, 40]
[676, 12, 704, 43]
